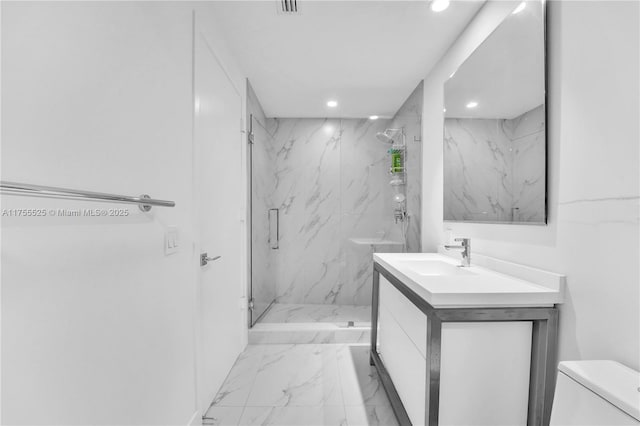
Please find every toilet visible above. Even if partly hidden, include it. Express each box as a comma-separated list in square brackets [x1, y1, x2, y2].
[550, 360, 640, 425]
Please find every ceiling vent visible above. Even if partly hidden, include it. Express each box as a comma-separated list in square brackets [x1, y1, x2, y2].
[278, 0, 299, 14]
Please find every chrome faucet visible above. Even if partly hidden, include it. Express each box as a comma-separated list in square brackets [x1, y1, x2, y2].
[444, 238, 471, 267]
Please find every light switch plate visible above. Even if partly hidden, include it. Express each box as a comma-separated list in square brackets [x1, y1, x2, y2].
[165, 226, 179, 256]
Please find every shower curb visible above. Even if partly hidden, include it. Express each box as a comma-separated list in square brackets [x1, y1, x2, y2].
[248, 322, 371, 344]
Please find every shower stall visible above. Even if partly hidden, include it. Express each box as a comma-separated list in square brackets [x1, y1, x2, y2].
[246, 82, 423, 338]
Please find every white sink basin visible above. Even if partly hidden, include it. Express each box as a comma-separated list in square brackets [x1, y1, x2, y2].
[398, 260, 475, 276]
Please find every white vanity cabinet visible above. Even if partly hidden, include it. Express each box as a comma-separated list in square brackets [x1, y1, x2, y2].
[377, 275, 532, 425]
[370, 253, 564, 426]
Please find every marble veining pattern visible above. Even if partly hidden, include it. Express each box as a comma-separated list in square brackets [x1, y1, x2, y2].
[509, 106, 546, 222]
[248, 327, 370, 345]
[267, 118, 343, 305]
[259, 303, 371, 324]
[259, 118, 403, 306]
[204, 344, 398, 426]
[251, 83, 422, 307]
[444, 105, 545, 222]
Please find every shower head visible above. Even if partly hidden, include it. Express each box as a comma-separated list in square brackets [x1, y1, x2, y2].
[376, 128, 402, 144]
[376, 132, 394, 144]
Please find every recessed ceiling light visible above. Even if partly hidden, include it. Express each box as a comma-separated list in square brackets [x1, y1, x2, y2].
[327, 100, 338, 108]
[431, 0, 450, 12]
[443, 108, 447, 113]
[512, 2, 526, 14]
[466, 101, 478, 109]
[369, 115, 379, 120]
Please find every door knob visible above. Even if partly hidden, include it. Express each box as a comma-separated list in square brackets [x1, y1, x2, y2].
[200, 253, 221, 266]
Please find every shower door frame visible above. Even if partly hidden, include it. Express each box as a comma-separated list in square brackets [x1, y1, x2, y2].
[248, 113, 254, 327]
[247, 113, 276, 327]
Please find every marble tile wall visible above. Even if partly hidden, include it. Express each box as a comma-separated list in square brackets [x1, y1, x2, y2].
[251, 83, 423, 308]
[265, 118, 344, 305]
[443, 105, 545, 222]
[508, 105, 546, 222]
[254, 118, 403, 306]
[338, 119, 405, 306]
[444, 117, 514, 221]
[389, 82, 423, 252]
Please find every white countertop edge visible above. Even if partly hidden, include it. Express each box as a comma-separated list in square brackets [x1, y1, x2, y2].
[373, 252, 564, 308]
[436, 246, 566, 297]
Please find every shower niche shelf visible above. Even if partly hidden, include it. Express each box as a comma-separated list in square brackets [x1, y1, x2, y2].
[376, 127, 407, 186]
[389, 176, 405, 186]
[349, 238, 404, 247]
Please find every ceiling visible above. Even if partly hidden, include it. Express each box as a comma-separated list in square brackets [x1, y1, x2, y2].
[208, 0, 485, 118]
[444, 1, 545, 119]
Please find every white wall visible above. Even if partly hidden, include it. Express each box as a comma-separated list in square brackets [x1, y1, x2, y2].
[1, 3, 247, 424]
[422, 0, 639, 370]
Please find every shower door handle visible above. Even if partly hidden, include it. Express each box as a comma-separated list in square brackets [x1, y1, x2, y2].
[269, 208, 279, 250]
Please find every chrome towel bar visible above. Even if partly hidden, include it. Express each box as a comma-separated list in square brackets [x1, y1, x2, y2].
[0, 181, 175, 211]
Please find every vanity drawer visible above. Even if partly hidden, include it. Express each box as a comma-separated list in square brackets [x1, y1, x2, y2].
[379, 275, 427, 357]
[378, 303, 426, 425]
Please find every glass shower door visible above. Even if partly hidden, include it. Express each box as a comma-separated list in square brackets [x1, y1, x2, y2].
[249, 114, 276, 326]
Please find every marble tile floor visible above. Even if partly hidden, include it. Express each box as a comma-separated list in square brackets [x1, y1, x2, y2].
[203, 343, 398, 426]
[258, 304, 371, 325]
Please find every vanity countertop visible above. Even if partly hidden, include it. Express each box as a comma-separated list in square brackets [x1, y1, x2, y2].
[373, 252, 565, 308]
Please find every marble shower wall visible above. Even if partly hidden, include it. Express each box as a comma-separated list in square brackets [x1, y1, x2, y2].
[444, 117, 513, 221]
[339, 120, 404, 306]
[444, 105, 545, 222]
[250, 82, 423, 307]
[388, 82, 423, 252]
[508, 105, 546, 222]
[255, 118, 403, 306]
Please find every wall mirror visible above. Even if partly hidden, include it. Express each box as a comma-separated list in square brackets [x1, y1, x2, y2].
[443, 0, 547, 224]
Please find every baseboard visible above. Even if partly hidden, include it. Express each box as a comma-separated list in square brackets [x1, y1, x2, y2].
[187, 410, 201, 426]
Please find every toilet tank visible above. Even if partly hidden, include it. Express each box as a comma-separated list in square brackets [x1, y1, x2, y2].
[550, 360, 640, 425]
